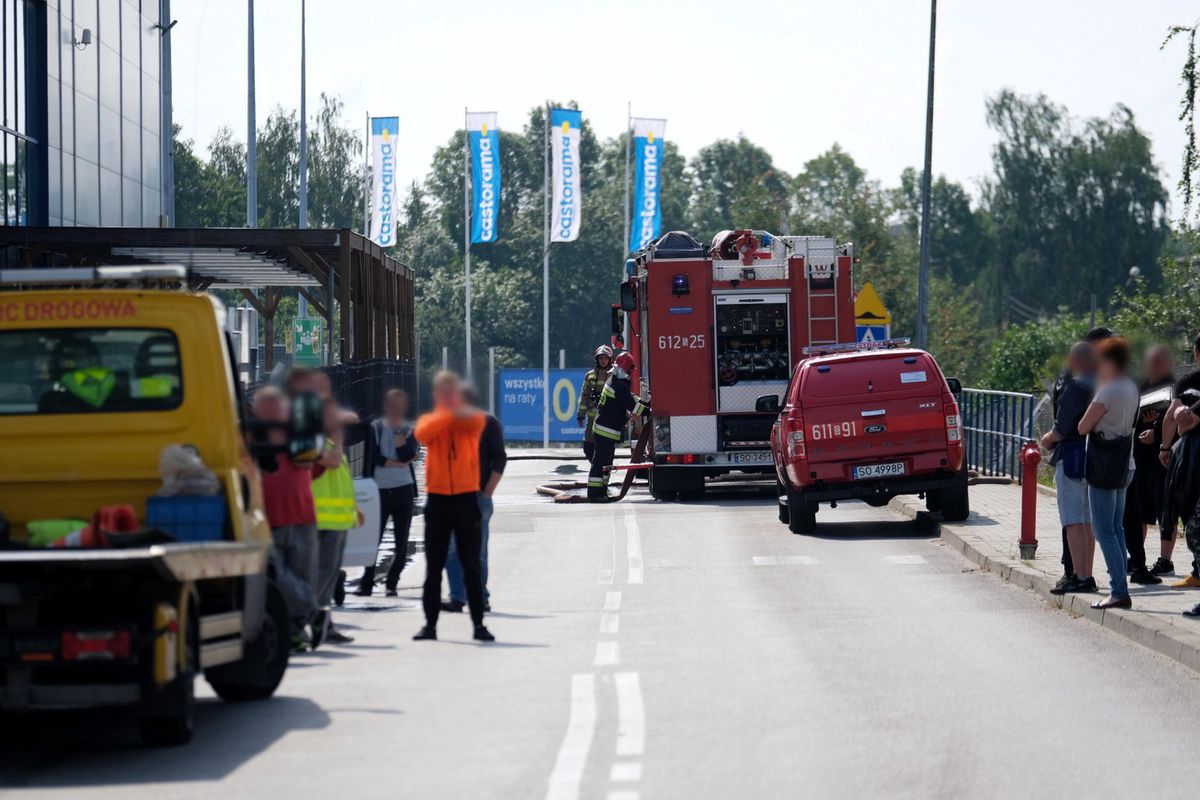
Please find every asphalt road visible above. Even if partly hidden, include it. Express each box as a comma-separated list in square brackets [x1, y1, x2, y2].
[5, 458, 1200, 798]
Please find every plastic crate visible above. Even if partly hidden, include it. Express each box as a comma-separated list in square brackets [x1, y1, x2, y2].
[145, 495, 227, 542]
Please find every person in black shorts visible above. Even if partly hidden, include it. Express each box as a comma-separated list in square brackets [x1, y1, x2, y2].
[1124, 345, 1173, 584]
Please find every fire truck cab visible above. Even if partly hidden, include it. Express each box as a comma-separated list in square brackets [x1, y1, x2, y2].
[620, 230, 856, 500]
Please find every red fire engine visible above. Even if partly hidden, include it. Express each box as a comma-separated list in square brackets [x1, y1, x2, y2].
[616, 230, 856, 500]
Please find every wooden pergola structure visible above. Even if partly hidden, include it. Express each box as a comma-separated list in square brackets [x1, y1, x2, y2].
[3, 227, 414, 369]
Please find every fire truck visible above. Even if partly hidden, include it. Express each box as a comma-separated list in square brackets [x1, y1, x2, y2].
[617, 230, 856, 500]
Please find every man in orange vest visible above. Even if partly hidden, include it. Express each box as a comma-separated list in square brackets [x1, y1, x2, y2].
[412, 371, 494, 642]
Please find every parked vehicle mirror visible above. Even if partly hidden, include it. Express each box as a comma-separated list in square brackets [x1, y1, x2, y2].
[945, 377, 962, 395]
[611, 306, 624, 335]
[620, 282, 638, 312]
[755, 394, 780, 414]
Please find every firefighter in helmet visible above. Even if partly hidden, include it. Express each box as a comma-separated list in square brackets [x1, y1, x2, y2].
[577, 345, 614, 462]
[588, 351, 649, 502]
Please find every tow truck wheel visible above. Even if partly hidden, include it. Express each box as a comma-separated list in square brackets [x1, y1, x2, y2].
[939, 462, 971, 522]
[138, 610, 197, 747]
[206, 580, 290, 703]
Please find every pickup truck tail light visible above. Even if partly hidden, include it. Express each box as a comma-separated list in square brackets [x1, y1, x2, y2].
[945, 413, 961, 442]
[786, 424, 806, 459]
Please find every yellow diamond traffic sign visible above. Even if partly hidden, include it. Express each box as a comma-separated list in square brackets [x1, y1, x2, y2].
[854, 282, 892, 327]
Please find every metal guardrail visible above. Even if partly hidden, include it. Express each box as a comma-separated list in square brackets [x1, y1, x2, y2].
[959, 388, 1040, 480]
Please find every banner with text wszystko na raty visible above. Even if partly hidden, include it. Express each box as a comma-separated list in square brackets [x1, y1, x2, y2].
[468, 112, 500, 244]
[630, 117, 666, 252]
[369, 116, 399, 246]
[550, 108, 582, 243]
[498, 368, 588, 442]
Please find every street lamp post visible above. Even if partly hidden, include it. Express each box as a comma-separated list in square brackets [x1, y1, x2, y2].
[915, 0, 937, 350]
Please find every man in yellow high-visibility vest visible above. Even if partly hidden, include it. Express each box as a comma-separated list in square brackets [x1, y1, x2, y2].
[312, 398, 363, 646]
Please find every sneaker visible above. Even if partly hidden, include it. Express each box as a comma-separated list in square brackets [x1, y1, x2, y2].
[385, 588, 398, 598]
[1172, 573, 1200, 589]
[473, 625, 495, 642]
[353, 584, 373, 597]
[326, 629, 355, 644]
[440, 599, 465, 613]
[1183, 603, 1200, 618]
[290, 634, 308, 653]
[1151, 557, 1175, 575]
[1130, 566, 1163, 585]
[310, 610, 327, 650]
[412, 626, 437, 641]
[1050, 575, 1079, 595]
[1076, 576, 1098, 592]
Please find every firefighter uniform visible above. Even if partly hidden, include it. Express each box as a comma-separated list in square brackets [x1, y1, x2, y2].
[577, 347, 613, 462]
[588, 357, 648, 502]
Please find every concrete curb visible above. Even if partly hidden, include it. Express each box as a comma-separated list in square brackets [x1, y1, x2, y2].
[887, 495, 1200, 675]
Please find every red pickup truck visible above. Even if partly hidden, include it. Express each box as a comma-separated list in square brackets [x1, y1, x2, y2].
[769, 343, 968, 534]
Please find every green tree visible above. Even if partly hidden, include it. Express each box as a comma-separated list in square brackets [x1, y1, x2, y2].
[893, 168, 994, 287]
[980, 314, 1091, 392]
[688, 136, 789, 236]
[982, 90, 1168, 322]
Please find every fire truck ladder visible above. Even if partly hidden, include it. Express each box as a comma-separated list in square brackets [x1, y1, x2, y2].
[806, 261, 839, 348]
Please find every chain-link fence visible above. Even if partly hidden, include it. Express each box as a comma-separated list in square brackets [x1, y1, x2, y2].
[960, 388, 1043, 480]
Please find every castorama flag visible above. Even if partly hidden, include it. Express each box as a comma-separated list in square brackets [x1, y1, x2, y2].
[468, 112, 500, 244]
[630, 117, 667, 252]
[550, 108, 582, 243]
[369, 116, 399, 247]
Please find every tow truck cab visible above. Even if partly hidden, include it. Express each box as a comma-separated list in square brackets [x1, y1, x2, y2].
[622, 231, 856, 500]
[770, 343, 968, 534]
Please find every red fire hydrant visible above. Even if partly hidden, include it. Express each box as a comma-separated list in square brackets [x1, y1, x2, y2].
[1019, 441, 1041, 560]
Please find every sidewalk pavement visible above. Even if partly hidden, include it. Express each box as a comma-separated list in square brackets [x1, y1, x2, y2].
[889, 482, 1200, 675]
[506, 446, 632, 460]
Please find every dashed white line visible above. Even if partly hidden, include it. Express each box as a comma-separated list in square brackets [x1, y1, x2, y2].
[546, 674, 597, 800]
[884, 555, 927, 564]
[604, 591, 622, 611]
[600, 612, 620, 634]
[606, 792, 639, 800]
[752, 555, 819, 566]
[609, 763, 643, 782]
[594, 641, 620, 666]
[625, 515, 643, 584]
[598, 518, 618, 584]
[614, 671, 645, 756]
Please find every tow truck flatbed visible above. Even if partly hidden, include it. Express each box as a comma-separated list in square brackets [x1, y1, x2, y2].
[0, 541, 269, 583]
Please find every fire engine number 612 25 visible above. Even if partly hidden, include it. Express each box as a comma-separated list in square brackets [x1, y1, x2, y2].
[658, 334, 706, 350]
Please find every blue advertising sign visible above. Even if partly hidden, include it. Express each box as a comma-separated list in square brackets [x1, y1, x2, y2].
[467, 112, 500, 244]
[629, 118, 667, 252]
[498, 368, 589, 442]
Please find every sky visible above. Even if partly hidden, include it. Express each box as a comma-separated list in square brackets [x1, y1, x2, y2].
[172, 0, 1199, 213]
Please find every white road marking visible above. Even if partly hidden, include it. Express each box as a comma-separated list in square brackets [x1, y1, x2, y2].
[604, 591, 622, 611]
[752, 555, 818, 565]
[625, 514, 643, 584]
[614, 672, 645, 756]
[600, 612, 620, 634]
[606, 792, 639, 800]
[594, 641, 620, 666]
[598, 518, 618, 585]
[609, 763, 643, 782]
[546, 674, 597, 800]
[884, 555, 927, 564]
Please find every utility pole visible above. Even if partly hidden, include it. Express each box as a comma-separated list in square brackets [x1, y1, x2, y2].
[298, 0, 308, 319]
[914, 0, 937, 350]
[246, 0, 256, 228]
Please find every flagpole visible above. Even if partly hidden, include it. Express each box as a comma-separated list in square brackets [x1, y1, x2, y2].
[542, 102, 551, 449]
[362, 110, 369, 236]
[623, 101, 631, 265]
[463, 108, 473, 381]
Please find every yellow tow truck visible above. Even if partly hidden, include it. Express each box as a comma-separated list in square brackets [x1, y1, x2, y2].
[0, 266, 314, 745]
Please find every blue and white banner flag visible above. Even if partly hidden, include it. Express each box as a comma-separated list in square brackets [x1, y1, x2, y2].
[369, 116, 399, 247]
[630, 117, 666, 252]
[550, 108, 583, 243]
[467, 112, 500, 244]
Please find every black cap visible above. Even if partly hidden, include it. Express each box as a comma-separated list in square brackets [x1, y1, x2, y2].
[1085, 326, 1113, 343]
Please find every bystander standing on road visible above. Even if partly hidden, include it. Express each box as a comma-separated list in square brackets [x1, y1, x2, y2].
[1124, 345, 1173, 584]
[358, 389, 419, 597]
[252, 385, 324, 650]
[1078, 337, 1139, 610]
[412, 372, 493, 643]
[444, 385, 507, 614]
[311, 398, 360, 646]
[1043, 342, 1097, 595]
[1160, 334, 1200, 587]
[1050, 326, 1112, 580]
